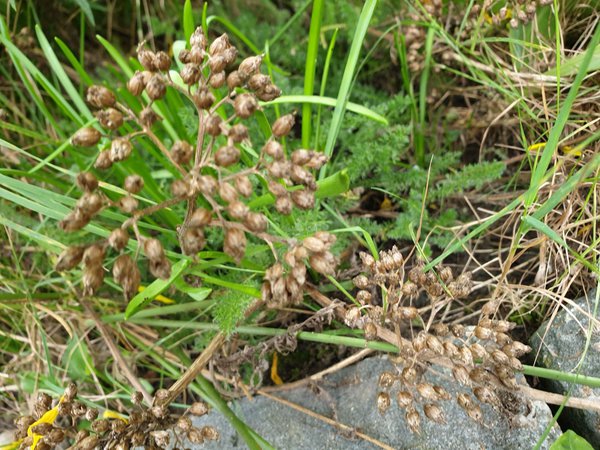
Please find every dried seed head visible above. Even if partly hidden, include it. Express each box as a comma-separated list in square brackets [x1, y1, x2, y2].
[209, 33, 230, 55]
[416, 383, 438, 400]
[201, 426, 220, 441]
[91, 418, 109, 433]
[466, 404, 483, 423]
[234, 175, 253, 198]
[439, 266, 453, 283]
[396, 390, 413, 408]
[256, 83, 281, 101]
[181, 63, 202, 85]
[474, 325, 494, 341]
[470, 342, 487, 360]
[82, 264, 104, 295]
[227, 201, 249, 221]
[459, 345, 474, 367]
[140, 106, 160, 127]
[378, 371, 396, 389]
[83, 244, 105, 266]
[491, 349, 510, 366]
[291, 189, 315, 209]
[151, 430, 170, 448]
[195, 174, 218, 196]
[177, 416, 192, 431]
[272, 114, 295, 138]
[190, 27, 207, 49]
[412, 331, 428, 352]
[149, 257, 171, 279]
[144, 238, 165, 261]
[234, 93, 258, 118]
[85, 408, 98, 421]
[215, 145, 240, 167]
[303, 236, 325, 253]
[209, 54, 227, 72]
[171, 140, 193, 165]
[229, 124, 248, 143]
[55, 246, 85, 271]
[127, 71, 147, 96]
[209, 71, 226, 88]
[64, 382, 77, 401]
[224, 228, 246, 263]
[344, 307, 361, 327]
[112, 254, 140, 298]
[110, 138, 133, 162]
[376, 391, 391, 414]
[433, 385, 451, 400]
[76, 192, 103, 215]
[182, 227, 206, 255]
[206, 114, 223, 136]
[473, 386, 497, 405]
[138, 48, 157, 71]
[402, 281, 418, 297]
[406, 408, 421, 434]
[86, 85, 115, 108]
[263, 140, 284, 160]
[442, 341, 459, 358]
[72, 127, 101, 147]
[363, 321, 377, 340]
[75, 435, 98, 450]
[457, 393, 474, 410]
[124, 174, 144, 194]
[452, 365, 471, 386]
[154, 51, 171, 71]
[227, 70, 244, 89]
[219, 182, 238, 203]
[424, 403, 446, 424]
[131, 391, 143, 405]
[291, 149, 311, 165]
[108, 228, 129, 251]
[190, 208, 213, 227]
[188, 428, 204, 444]
[505, 341, 531, 358]
[248, 73, 270, 91]
[493, 320, 516, 333]
[190, 401, 209, 416]
[426, 334, 444, 354]
[118, 195, 139, 213]
[450, 323, 465, 337]
[146, 74, 167, 100]
[238, 55, 263, 79]
[76, 172, 98, 192]
[353, 274, 369, 289]
[275, 195, 293, 214]
[309, 252, 335, 276]
[96, 107, 123, 130]
[194, 87, 215, 109]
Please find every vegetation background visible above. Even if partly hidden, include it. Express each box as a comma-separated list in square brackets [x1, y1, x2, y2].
[0, 0, 599, 448]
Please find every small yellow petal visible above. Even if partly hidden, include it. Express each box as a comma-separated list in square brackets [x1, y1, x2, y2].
[561, 145, 583, 156]
[270, 352, 283, 385]
[103, 410, 129, 422]
[137, 285, 176, 304]
[528, 142, 546, 153]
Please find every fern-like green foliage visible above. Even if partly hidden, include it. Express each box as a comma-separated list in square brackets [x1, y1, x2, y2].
[332, 94, 505, 250]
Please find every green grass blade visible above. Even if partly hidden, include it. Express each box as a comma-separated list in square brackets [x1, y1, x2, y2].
[183, 0, 194, 44]
[319, 0, 378, 179]
[302, 0, 324, 148]
[265, 95, 387, 124]
[55, 37, 94, 86]
[125, 259, 190, 319]
[315, 27, 339, 148]
[416, 26, 435, 168]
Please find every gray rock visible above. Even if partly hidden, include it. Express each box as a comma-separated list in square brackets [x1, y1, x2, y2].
[530, 289, 600, 445]
[184, 355, 560, 449]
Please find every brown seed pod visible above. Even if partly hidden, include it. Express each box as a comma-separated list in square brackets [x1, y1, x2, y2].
[118, 195, 139, 213]
[244, 212, 268, 233]
[224, 227, 246, 263]
[400, 366, 418, 384]
[181, 63, 202, 85]
[201, 426, 220, 441]
[190, 208, 213, 227]
[146, 74, 167, 100]
[353, 274, 369, 289]
[82, 244, 105, 267]
[291, 189, 315, 210]
[189, 46, 205, 65]
[234, 93, 258, 118]
[275, 195, 293, 214]
[86, 85, 115, 108]
[127, 71, 147, 96]
[108, 228, 129, 251]
[473, 386, 498, 405]
[209, 71, 226, 88]
[55, 246, 85, 271]
[363, 321, 377, 340]
[171, 178, 190, 198]
[222, 46, 238, 65]
[194, 87, 215, 109]
[112, 255, 140, 299]
[401, 281, 418, 297]
[309, 252, 335, 276]
[235, 175, 253, 198]
[378, 371, 396, 389]
[144, 238, 165, 261]
[76, 192, 103, 216]
[491, 349, 510, 366]
[124, 174, 144, 194]
[76, 435, 99, 450]
[376, 392, 391, 414]
[219, 181, 238, 203]
[424, 403, 446, 424]
[459, 346, 474, 367]
[238, 55, 263, 79]
[227, 70, 244, 90]
[171, 140, 193, 165]
[457, 393, 474, 410]
[227, 201, 249, 220]
[138, 48, 157, 71]
[181, 227, 206, 255]
[263, 140, 284, 160]
[303, 236, 325, 253]
[109, 138, 133, 162]
[452, 364, 471, 386]
[154, 51, 171, 71]
[474, 325, 494, 340]
[76, 172, 98, 192]
[291, 149, 311, 166]
[82, 264, 104, 295]
[72, 127, 101, 147]
[271, 114, 295, 138]
[494, 332, 512, 347]
[406, 408, 421, 434]
[247, 73, 270, 91]
[412, 331, 428, 352]
[433, 385, 451, 401]
[442, 341, 459, 358]
[431, 323, 450, 336]
[190, 27, 207, 49]
[229, 124, 248, 143]
[507, 341, 531, 358]
[187, 428, 204, 444]
[96, 107, 123, 130]
[150, 257, 171, 279]
[416, 383, 439, 401]
[470, 342, 487, 361]
[396, 391, 413, 408]
[425, 335, 444, 354]
[197, 174, 218, 196]
[140, 106, 160, 127]
[209, 54, 228, 73]
[215, 145, 240, 167]
[150, 430, 170, 448]
[206, 114, 223, 136]
[256, 83, 281, 101]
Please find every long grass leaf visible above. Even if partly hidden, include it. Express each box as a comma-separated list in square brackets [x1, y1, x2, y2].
[302, 0, 324, 148]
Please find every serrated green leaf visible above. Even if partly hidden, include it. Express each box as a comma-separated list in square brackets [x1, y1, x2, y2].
[125, 259, 189, 319]
[214, 294, 254, 334]
[550, 430, 594, 450]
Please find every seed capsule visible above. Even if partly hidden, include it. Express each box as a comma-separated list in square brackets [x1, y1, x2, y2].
[181, 227, 206, 255]
[154, 51, 171, 71]
[416, 383, 438, 401]
[238, 55, 263, 78]
[457, 393, 474, 410]
[76, 172, 98, 192]
[303, 236, 325, 253]
[426, 335, 444, 354]
[452, 365, 471, 386]
[256, 83, 281, 101]
[108, 228, 129, 251]
[474, 325, 494, 340]
[219, 182, 238, 203]
[363, 322, 377, 340]
[215, 145, 240, 167]
[140, 106, 160, 127]
[424, 403, 446, 424]
[491, 349, 510, 366]
[291, 189, 315, 209]
[433, 385, 451, 400]
[55, 246, 85, 271]
[209, 33, 230, 55]
[235, 175, 253, 198]
[146, 74, 166, 100]
[473, 386, 497, 405]
[144, 238, 165, 261]
[466, 404, 483, 423]
[396, 391, 413, 408]
[206, 114, 223, 136]
[377, 391, 391, 414]
[181, 63, 201, 85]
[194, 87, 215, 109]
[234, 93, 258, 118]
[127, 71, 147, 95]
[118, 195, 138, 213]
[149, 257, 171, 279]
[229, 124, 248, 143]
[86, 85, 115, 108]
[401, 366, 418, 384]
[138, 48, 157, 71]
[96, 107, 123, 130]
[272, 114, 295, 138]
[274, 195, 292, 215]
[470, 343, 487, 360]
[124, 174, 144, 194]
[248, 73, 270, 91]
[72, 127, 101, 147]
[109, 138, 133, 162]
[190, 208, 212, 227]
[263, 141, 284, 160]
[209, 71, 226, 88]
[224, 228, 246, 263]
[227, 70, 244, 89]
[227, 201, 249, 220]
[406, 408, 421, 434]
[378, 371, 396, 389]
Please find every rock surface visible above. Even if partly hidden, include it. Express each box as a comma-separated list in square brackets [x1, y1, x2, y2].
[186, 355, 560, 449]
[530, 289, 600, 445]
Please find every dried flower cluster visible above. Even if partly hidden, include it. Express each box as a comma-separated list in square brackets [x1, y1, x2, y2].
[57, 26, 331, 300]
[10, 384, 218, 449]
[342, 246, 531, 433]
